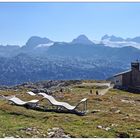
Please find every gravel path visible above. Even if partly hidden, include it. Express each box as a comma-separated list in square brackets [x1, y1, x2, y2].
[82, 82, 111, 87]
[98, 83, 114, 95]
[82, 82, 113, 95]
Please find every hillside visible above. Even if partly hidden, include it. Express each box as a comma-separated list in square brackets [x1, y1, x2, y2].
[0, 80, 139, 138]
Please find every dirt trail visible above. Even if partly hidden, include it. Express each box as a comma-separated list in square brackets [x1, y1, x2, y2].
[82, 82, 111, 87]
[82, 82, 113, 95]
[98, 83, 114, 95]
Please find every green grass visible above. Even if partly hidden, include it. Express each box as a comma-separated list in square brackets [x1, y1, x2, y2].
[0, 81, 140, 138]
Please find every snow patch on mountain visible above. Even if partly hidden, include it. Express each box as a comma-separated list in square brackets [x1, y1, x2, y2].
[100, 40, 140, 49]
[35, 43, 54, 49]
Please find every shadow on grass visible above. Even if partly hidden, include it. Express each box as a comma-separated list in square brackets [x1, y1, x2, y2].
[17, 104, 87, 116]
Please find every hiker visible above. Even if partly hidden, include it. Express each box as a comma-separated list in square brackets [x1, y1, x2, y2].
[96, 90, 99, 95]
[90, 89, 92, 94]
[60, 88, 63, 92]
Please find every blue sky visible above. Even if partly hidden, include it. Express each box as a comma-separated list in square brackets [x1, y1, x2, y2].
[0, 2, 140, 46]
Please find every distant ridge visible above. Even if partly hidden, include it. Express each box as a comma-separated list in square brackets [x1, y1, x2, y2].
[101, 34, 125, 42]
[23, 36, 53, 49]
[0, 34, 140, 85]
[71, 34, 94, 45]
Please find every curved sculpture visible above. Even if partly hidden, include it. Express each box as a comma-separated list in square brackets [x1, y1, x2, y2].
[27, 91, 36, 96]
[38, 92, 88, 113]
[8, 96, 39, 106]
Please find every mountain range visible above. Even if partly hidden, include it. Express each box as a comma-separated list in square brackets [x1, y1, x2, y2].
[0, 34, 140, 85]
[100, 34, 140, 48]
